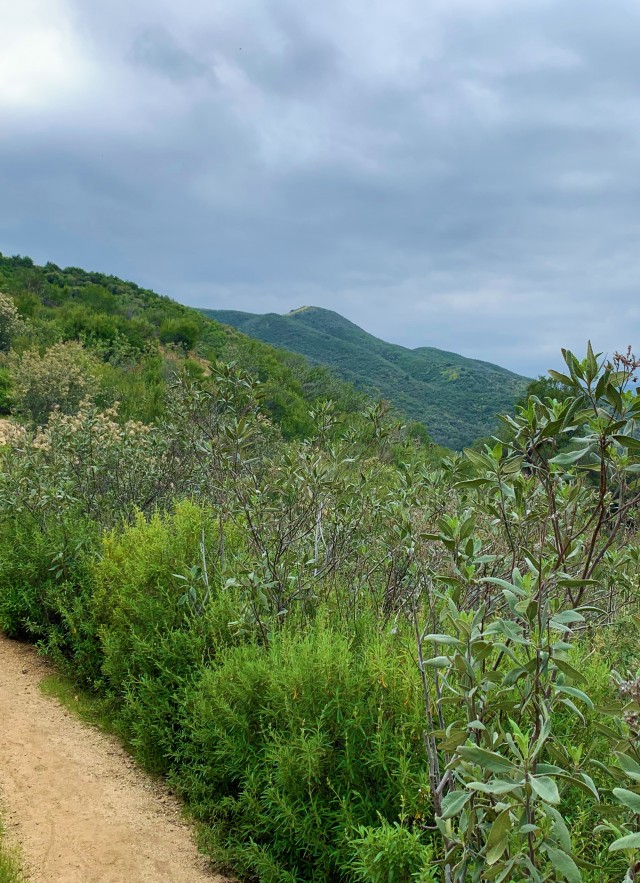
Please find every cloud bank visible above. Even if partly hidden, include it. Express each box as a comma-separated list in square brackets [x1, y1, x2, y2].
[2, 0, 639, 374]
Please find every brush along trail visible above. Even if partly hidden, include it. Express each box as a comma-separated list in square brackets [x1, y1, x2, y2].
[0, 634, 227, 883]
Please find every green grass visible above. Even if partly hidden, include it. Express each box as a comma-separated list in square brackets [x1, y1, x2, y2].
[203, 305, 529, 448]
[0, 819, 23, 883]
[39, 673, 119, 735]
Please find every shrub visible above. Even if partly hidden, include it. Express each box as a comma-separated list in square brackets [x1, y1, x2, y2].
[159, 318, 201, 350]
[176, 621, 433, 882]
[0, 292, 27, 352]
[8, 341, 98, 424]
[90, 502, 241, 772]
[0, 400, 185, 529]
[0, 366, 12, 414]
[349, 820, 436, 883]
[0, 507, 99, 684]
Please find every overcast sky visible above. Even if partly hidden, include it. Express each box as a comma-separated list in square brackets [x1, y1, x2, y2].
[1, 0, 639, 375]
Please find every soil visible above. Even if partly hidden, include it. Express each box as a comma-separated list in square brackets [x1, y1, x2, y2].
[0, 634, 228, 883]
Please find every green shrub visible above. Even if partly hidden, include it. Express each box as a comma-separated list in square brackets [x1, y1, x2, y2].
[0, 366, 12, 414]
[0, 511, 94, 639]
[0, 509, 102, 685]
[159, 318, 201, 350]
[91, 501, 241, 772]
[176, 620, 433, 882]
[8, 340, 98, 424]
[349, 820, 436, 883]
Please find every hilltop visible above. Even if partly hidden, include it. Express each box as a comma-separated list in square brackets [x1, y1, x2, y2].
[202, 305, 529, 448]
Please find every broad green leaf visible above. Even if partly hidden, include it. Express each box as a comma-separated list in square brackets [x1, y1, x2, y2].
[486, 808, 512, 865]
[576, 772, 600, 802]
[556, 578, 599, 589]
[495, 860, 522, 883]
[554, 659, 588, 686]
[606, 387, 624, 413]
[594, 370, 609, 400]
[481, 577, 526, 594]
[424, 656, 451, 668]
[613, 434, 640, 452]
[519, 823, 540, 834]
[543, 804, 572, 853]
[549, 448, 591, 466]
[616, 752, 640, 783]
[502, 458, 524, 477]
[438, 731, 470, 752]
[548, 370, 575, 387]
[608, 831, 640, 852]
[468, 778, 524, 795]
[554, 685, 594, 709]
[457, 744, 517, 774]
[439, 790, 471, 820]
[562, 348, 585, 381]
[543, 845, 582, 883]
[550, 609, 585, 625]
[530, 775, 560, 805]
[424, 634, 465, 647]
[540, 418, 567, 439]
[454, 477, 491, 489]
[586, 340, 598, 380]
[613, 788, 640, 813]
[503, 665, 531, 687]
[537, 763, 563, 775]
[592, 721, 622, 742]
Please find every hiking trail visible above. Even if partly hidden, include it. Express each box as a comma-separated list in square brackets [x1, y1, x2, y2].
[0, 634, 228, 883]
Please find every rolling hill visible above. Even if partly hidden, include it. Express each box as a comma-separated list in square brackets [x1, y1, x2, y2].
[202, 306, 529, 449]
[0, 254, 366, 439]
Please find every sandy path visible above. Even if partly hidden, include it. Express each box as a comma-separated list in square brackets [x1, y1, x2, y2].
[0, 634, 228, 883]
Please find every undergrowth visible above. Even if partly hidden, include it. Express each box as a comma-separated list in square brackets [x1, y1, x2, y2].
[1, 343, 640, 881]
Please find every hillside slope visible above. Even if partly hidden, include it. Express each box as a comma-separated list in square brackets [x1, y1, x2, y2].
[0, 255, 365, 439]
[203, 306, 528, 448]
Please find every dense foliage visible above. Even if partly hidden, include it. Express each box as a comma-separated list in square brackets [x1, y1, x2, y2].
[0, 253, 370, 437]
[0, 262, 639, 881]
[204, 306, 528, 449]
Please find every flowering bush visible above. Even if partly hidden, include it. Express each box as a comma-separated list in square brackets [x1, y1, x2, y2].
[0, 292, 27, 351]
[8, 341, 98, 425]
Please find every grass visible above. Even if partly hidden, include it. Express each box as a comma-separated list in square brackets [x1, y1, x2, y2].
[0, 819, 23, 883]
[39, 673, 119, 735]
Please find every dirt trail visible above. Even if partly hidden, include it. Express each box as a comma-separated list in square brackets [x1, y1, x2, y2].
[0, 634, 228, 883]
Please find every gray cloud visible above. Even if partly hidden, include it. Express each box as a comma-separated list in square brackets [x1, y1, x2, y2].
[131, 27, 211, 83]
[1, 0, 640, 375]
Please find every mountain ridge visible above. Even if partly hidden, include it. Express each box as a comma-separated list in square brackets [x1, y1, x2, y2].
[202, 305, 529, 448]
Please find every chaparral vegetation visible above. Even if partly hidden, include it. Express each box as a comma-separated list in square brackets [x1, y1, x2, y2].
[0, 255, 639, 882]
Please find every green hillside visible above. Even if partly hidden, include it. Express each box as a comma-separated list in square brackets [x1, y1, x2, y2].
[2, 252, 639, 882]
[203, 305, 529, 448]
[0, 255, 367, 438]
